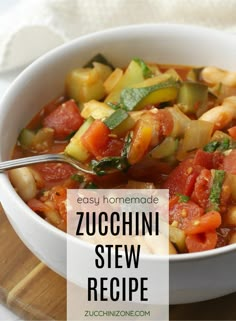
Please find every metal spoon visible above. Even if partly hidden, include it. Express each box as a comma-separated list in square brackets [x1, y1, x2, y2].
[0, 153, 96, 175]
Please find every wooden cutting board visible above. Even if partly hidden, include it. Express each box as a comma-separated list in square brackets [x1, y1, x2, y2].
[0, 204, 236, 320]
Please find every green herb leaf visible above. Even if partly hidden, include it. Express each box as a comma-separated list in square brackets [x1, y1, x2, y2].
[218, 138, 230, 151]
[203, 138, 230, 153]
[85, 182, 98, 189]
[209, 170, 225, 211]
[133, 58, 152, 78]
[203, 141, 220, 152]
[177, 193, 190, 203]
[121, 132, 133, 158]
[71, 174, 85, 183]
[91, 157, 129, 176]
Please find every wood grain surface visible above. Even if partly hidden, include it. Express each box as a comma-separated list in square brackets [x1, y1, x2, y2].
[0, 204, 236, 321]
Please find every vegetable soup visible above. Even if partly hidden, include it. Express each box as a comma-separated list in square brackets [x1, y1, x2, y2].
[10, 55, 236, 254]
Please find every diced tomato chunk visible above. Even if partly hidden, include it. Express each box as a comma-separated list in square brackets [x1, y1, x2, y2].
[163, 158, 202, 197]
[193, 149, 224, 170]
[193, 149, 214, 169]
[43, 99, 83, 140]
[185, 231, 218, 252]
[223, 150, 236, 174]
[101, 138, 124, 157]
[191, 168, 212, 209]
[34, 163, 76, 183]
[81, 120, 111, 158]
[184, 211, 222, 235]
[169, 196, 204, 229]
[156, 109, 174, 136]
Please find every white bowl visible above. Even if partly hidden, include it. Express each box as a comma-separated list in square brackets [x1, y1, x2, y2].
[0, 24, 236, 304]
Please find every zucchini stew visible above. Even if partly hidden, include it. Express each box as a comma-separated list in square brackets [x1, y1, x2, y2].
[9, 54, 236, 254]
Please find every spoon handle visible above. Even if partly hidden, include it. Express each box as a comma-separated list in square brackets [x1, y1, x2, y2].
[0, 154, 66, 172]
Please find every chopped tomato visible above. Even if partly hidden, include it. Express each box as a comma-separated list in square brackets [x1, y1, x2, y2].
[101, 138, 124, 157]
[184, 211, 222, 235]
[42, 99, 83, 140]
[193, 149, 223, 169]
[163, 158, 202, 197]
[228, 126, 236, 140]
[81, 120, 111, 157]
[193, 149, 214, 169]
[223, 150, 236, 174]
[212, 151, 224, 169]
[156, 109, 174, 136]
[169, 196, 204, 229]
[34, 163, 76, 183]
[185, 231, 218, 252]
[191, 169, 212, 209]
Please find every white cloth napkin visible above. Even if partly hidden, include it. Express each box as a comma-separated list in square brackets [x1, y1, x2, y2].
[0, 0, 236, 72]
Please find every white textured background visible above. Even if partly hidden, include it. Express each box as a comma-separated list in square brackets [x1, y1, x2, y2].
[0, 0, 236, 71]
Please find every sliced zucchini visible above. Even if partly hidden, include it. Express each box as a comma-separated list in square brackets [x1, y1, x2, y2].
[166, 105, 191, 138]
[104, 109, 129, 130]
[186, 67, 203, 82]
[64, 117, 94, 161]
[169, 226, 186, 253]
[19, 128, 35, 148]
[81, 100, 114, 120]
[105, 59, 145, 104]
[18, 127, 54, 152]
[149, 137, 178, 159]
[177, 120, 214, 160]
[177, 81, 208, 117]
[32, 128, 54, 152]
[132, 57, 153, 78]
[120, 75, 179, 111]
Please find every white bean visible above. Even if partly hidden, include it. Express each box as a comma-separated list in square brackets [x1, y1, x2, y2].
[9, 167, 38, 201]
[199, 96, 236, 129]
[202, 66, 236, 87]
